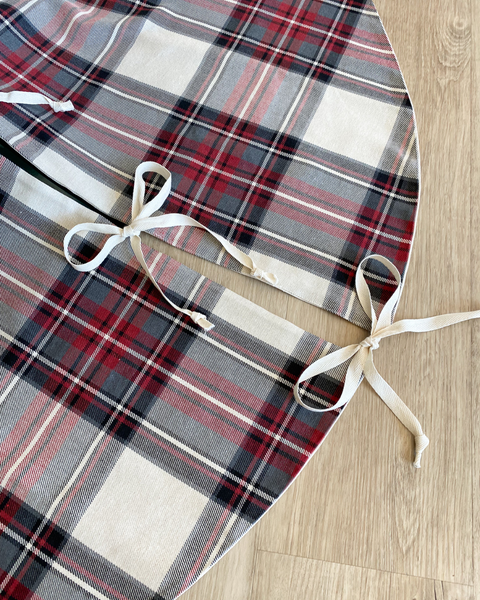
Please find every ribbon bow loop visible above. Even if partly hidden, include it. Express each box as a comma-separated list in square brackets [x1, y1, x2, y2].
[130, 161, 172, 221]
[294, 252, 480, 468]
[64, 161, 278, 331]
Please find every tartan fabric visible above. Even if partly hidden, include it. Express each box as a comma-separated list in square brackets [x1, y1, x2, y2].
[0, 157, 349, 600]
[0, 0, 420, 329]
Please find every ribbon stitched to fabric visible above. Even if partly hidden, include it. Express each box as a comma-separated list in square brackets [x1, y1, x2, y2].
[294, 254, 480, 468]
[0, 91, 73, 113]
[64, 161, 278, 330]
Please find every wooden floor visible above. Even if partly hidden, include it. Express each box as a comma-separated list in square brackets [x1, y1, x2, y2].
[170, 0, 478, 598]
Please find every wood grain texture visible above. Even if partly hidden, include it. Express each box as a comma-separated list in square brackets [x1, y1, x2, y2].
[250, 551, 474, 600]
[178, 525, 258, 600]
[178, 0, 479, 597]
[256, 0, 474, 585]
[471, 0, 480, 599]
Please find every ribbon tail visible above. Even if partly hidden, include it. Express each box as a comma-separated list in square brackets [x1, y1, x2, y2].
[189, 312, 215, 331]
[139, 213, 278, 285]
[130, 236, 214, 331]
[0, 91, 74, 112]
[381, 310, 480, 339]
[363, 353, 429, 468]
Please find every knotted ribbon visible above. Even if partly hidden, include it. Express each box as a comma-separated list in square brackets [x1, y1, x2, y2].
[294, 254, 480, 468]
[0, 91, 74, 113]
[64, 162, 278, 331]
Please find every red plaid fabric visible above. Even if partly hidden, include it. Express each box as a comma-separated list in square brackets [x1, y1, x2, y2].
[0, 157, 349, 600]
[0, 0, 419, 329]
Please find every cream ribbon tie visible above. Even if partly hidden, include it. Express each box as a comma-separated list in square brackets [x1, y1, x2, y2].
[64, 161, 278, 331]
[0, 90, 74, 112]
[294, 253, 480, 468]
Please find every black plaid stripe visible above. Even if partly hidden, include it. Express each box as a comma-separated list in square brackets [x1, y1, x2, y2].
[1, 256, 201, 448]
[0, 491, 70, 598]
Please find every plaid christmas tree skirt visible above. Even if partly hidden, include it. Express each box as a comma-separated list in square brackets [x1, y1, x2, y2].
[2, 1, 479, 599]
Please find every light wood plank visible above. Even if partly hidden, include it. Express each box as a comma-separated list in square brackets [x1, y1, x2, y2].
[153, 0, 476, 592]
[471, 0, 480, 598]
[251, 551, 474, 600]
[435, 581, 476, 600]
[257, 0, 474, 585]
[109, 0, 480, 594]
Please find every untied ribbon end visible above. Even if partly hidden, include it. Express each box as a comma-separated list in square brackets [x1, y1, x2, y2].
[52, 100, 75, 113]
[413, 433, 429, 469]
[0, 90, 75, 114]
[190, 311, 215, 332]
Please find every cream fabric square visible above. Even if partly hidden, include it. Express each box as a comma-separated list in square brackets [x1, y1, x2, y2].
[241, 250, 331, 320]
[304, 86, 400, 167]
[213, 263, 305, 354]
[73, 448, 209, 590]
[11, 162, 99, 230]
[116, 21, 210, 96]
[35, 149, 119, 213]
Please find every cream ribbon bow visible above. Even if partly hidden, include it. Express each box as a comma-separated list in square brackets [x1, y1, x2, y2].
[294, 254, 480, 468]
[64, 162, 278, 331]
